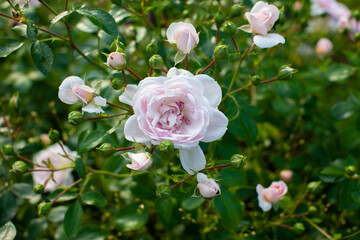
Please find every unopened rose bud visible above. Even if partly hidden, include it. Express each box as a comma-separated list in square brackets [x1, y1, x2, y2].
[166, 22, 199, 54]
[214, 44, 229, 60]
[33, 183, 45, 194]
[107, 52, 127, 70]
[9, 92, 19, 109]
[251, 75, 261, 85]
[146, 42, 159, 56]
[294, 1, 302, 11]
[3, 144, 16, 156]
[156, 185, 171, 200]
[293, 223, 305, 234]
[223, 21, 237, 36]
[159, 139, 174, 152]
[111, 78, 123, 90]
[315, 38, 333, 56]
[12, 161, 28, 174]
[48, 129, 60, 142]
[345, 165, 356, 176]
[68, 111, 84, 125]
[277, 65, 297, 80]
[230, 4, 243, 18]
[214, 9, 226, 29]
[97, 143, 116, 156]
[38, 202, 52, 215]
[149, 54, 164, 69]
[230, 154, 246, 169]
[196, 173, 221, 198]
[307, 181, 321, 192]
[280, 169, 293, 182]
[124, 152, 152, 172]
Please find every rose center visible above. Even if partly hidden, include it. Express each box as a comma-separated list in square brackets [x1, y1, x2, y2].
[156, 101, 191, 133]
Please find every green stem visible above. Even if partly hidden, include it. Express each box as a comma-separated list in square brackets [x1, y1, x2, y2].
[304, 217, 334, 240]
[84, 113, 127, 121]
[39, 0, 58, 15]
[229, 77, 278, 95]
[88, 168, 147, 178]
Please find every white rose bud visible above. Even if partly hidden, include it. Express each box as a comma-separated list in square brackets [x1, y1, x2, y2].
[166, 22, 199, 54]
[125, 152, 152, 172]
[107, 52, 127, 70]
[196, 173, 221, 198]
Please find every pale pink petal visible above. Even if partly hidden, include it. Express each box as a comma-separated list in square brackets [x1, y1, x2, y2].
[167, 67, 194, 78]
[176, 30, 191, 54]
[245, 13, 268, 35]
[179, 145, 206, 175]
[119, 84, 138, 106]
[58, 76, 85, 104]
[251, 1, 268, 13]
[196, 173, 208, 183]
[253, 33, 285, 48]
[82, 103, 104, 114]
[202, 110, 228, 142]
[195, 74, 222, 107]
[124, 115, 153, 143]
[267, 5, 280, 27]
[94, 96, 107, 106]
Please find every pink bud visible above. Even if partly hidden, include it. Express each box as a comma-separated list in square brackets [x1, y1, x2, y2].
[72, 85, 94, 104]
[107, 52, 127, 70]
[196, 173, 220, 198]
[294, 2, 302, 11]
[166, 22, 199, 54]
[280, 170, 293, 182]
[125, 152, 152, 171]
[316, 38, 333, 56]
[256, 181, 288, 211]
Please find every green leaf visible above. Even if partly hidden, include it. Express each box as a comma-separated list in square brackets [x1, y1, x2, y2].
[155, 199, 174, 228]
[31, 40, 53, 75]
[26, 20, 38, 40]
[51, 10, 74, 28]
[174, 51, 186, 65]
[331, 95, 360, 120]
[130, 174, 156, 200]
[182, 197, 205, 211]
[0, 38, 23, 58]
[327, 64, 357, 83]
[115, 203, 149, 232]
[0, 221, 16, 240]
[339, 180, 360, 210]
[229, 110, 257, 147]
[81, 191, 107, 207]
[25, 218, 48, 240]
[48, 206, 68, 223]
[0, 191, 18, 226]
[74, 227, 107, 240]
[63, 201, 83, 237]
[75, 158, 86, 179]
[48, 187, 78, 202]
[78, 130, 105, 154]
[214, 188, 245, 231]
[11, 183, 36, 199]
[77, 9, 118, 36]
[217, 168, 246, 187]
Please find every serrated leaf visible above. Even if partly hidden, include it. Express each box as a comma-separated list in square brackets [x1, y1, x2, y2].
[50, 10, 74, 28]
[77, 9, 118, 36]
[31, 40, 53, 75]
[26, 20, 38, 40]
[0, 221, 16, 240]
[64, 201, 83, 237]
[81, 191, 107, 207]
[0, 38, 23, 58]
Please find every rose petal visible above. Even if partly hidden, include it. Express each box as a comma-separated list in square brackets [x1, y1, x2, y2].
[176, 29, 191, 54]
[167, 67, 194, 78]
[195, 74, 222, 107]
[124, 115, 153, 143]
[94, 96, 107, 106]
[202, 110, 228, 142]
[82, 102, 104, 114]
[119, 84, 138, 106]
[253, 33, 285, 48]
[196, 173, 208, 183]
[245, 13, 268, 35]
[251, 1, 268, 13]
[58, 76, 85, 104]
[179, 145, 206, 175]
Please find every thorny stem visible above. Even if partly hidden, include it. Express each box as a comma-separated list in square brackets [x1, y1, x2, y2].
[121, 5, 142, 17]
[84, 113, 127, 121]
[170, 175, 192, 190]
[304, 217, 334, 240]
[64, 0, 68, 11]
[229, 77, 278, 95]
[198, 59, 216, 74]
[122, 70, 127, 86]
[106, 101, 130, 111]
[126, 68, 143, 80]
[231, 37, 239, 52]
[50, 177, 84, 205]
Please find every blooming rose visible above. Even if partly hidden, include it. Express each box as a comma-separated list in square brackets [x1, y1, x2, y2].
[58, 76, 107, 114]
[240, 1, 285, 48]
[119, 67, 228, 174]
[196, 173, 220, 198]
[107, 52, 127, 70]
[32, 144, 75, 192]
[123, 152, 152, 172]
[280, 169, 293, 182]
[166, 22, 199, 54]
[256, 180, 288, 212]
[316, 38, 333, 56]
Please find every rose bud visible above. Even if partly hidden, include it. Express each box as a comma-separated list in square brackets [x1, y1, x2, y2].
[111, 78, 123, 90]
[48, 128, 60, 142]
[196, 173, 221, 199]
[293, 222, 305, 234]
[123, 152, 152, 172]
[149, 54, 164, 69]
[107, 52, 127, 70]
[3, 144, 16, 156]
[146, 42, 159, 56]
[250, 75, 262, 85]
[345, 165, 356, 176]
[159, 139, 174, 152]
[315, 38, 333, 56]
[68, 111, 84, 125]
[256, 180, 288, 211]
[38, 202, 52, 215]
[230, 154, 247, 169]
[214, 44, 229, 60]
[214, 9, 226, 29]
[280, 169, 293, 182]
[277, 65, 297, 80]
[97, 143, 116, 156]
[230, 4, 243, 18]
[166, 22, 199, 54]
[33, 183, 45, 194]
[12, 161, 29, 174]
[223, 21, 237, 36]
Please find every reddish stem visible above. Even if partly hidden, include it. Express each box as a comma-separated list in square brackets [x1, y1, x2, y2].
[17, 155, 43, 168]
[122, 70, 127, 86]
[149, 67, 153, 77]
[198, 59, 216, 74]
[185, 55, 188, 70]
[126, 68, 143, 80]
[116, 146, 135, 151]
[50, 178, 83, 204]
[231, 37, 239, 52]
[161, 68, 168, 74]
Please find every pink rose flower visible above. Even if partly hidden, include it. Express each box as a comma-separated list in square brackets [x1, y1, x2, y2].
[240, 1, 285, 48]
[123, 152, 152, 172]
[316, 38, 333, 56]
[166, 22, 199, 54]
[196, 173, 220, 198]
[280, 169, 293, 182]
[119, 68, 228, 174]
[256, 180, 288, 211]
[32, 144, 75, 192]
[58, 76, 107, 114]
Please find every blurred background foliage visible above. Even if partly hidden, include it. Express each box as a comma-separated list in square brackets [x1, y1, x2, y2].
[1, 0, 360, 239]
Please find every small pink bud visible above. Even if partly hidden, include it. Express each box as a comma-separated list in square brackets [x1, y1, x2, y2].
[107, 52, 127, 70]
[294, 1, 302, 11]
[256, 181, 288, 211]
[72, 85, 94, 104]
[280, 170, 293, 182]
[316, 38, 333, 56]
[196, 173, 220, 198]
[125, 152, 152, 172]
